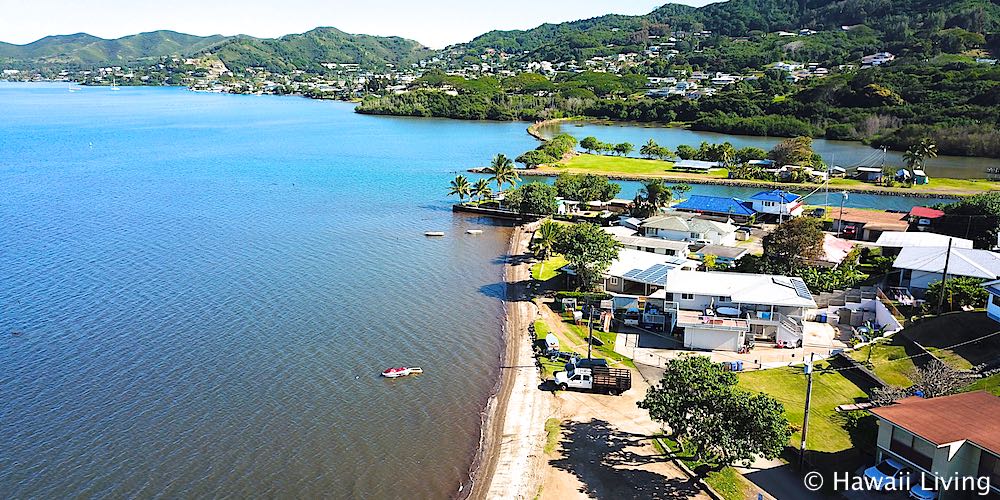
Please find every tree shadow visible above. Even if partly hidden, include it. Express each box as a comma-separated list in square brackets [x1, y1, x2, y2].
[549, 419, 705, 499]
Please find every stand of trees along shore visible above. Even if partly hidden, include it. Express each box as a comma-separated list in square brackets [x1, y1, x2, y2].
[357, 61, 1000, 158]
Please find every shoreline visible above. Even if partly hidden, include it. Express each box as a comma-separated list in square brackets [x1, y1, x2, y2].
[468, 222, 550, 499]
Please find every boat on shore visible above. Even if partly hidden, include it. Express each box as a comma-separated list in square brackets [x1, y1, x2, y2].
[381, 367, 423, 378]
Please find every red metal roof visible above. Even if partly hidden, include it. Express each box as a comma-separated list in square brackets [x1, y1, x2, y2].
[870, 391, 1000, 455]
[909, 206, 945, 219]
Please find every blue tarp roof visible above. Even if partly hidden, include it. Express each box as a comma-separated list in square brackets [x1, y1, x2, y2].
[750, 190, 801, 203]
[673, 195, 756, 216]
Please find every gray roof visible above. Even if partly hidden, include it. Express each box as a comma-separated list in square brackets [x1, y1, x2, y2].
[693, 244, 750, 260]
[640, 215, 736, 234]
[874, 232, 973, 249]
[617, 235, 691, 252]
[893, 247, 1000, 280]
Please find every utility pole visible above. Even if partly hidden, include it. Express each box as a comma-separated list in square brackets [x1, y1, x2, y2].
[586, 306, 594, 359]
[799, 352, 815, 471]
[937, 238, 953, 313]
[838, 191, 848, 237]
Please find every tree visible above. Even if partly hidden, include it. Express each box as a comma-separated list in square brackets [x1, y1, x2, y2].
[580, 136, 601, 154]
[871, 360, 978, 406]
[554, 173, 621, 202]
[471, 178, 493, 203]
[554, 222, 620, 291]
[516, 149, 555, 168]
[447, 175, 471, 202]
[532, 219, 562, 260]
[925, 276, 988, 312]
[763, 217, 824, 262]
[614, 142, 634, 157]
[632, 179, 674, 218]
[768, 136, 820, 168]
[506, 182, 558, 215]
[676, 144, 698, 160]
[485, 154, 520, 207]
[639, 355, 790, 466]
[640, 139, 660, 159]
[935, 192, 1000, 249]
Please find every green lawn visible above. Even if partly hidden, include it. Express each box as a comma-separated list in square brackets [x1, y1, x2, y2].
[654, 435, 755, 500]
[967, 373, 1000, 396]
[848, 340, 917, 388]
[901, 312, 1000, 368]
[738, 363, 868, 453]
[544, 418, 562, 454]
[554, 153, 677, 176]
[562, 320, 635, 369]
[531, 255, 568, 281]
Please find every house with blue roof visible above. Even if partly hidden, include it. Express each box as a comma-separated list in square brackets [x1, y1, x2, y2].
[671, 195, 757, 223]
[749, 190, 804, 218]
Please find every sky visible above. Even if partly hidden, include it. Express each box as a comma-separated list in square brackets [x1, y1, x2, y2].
[0, 0, 720, 48]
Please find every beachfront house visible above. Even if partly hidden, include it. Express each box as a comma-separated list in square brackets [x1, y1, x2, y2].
[644, 271, 816, 351]
[869, 392, 1000, 499]
[748, 190, 804, 220]
[615, 234, 691, 257]
[599, 249, 698, 295]
[640, 215, 739, 246]
[670, 195, 756, 223]
[855, 166, 884, 183]
[985, 279, 1000, 323]
[893, 247, 1000, 297]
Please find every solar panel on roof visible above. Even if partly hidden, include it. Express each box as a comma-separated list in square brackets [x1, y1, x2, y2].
[791, 278, 813, 299]
[623, 268, 644, 279]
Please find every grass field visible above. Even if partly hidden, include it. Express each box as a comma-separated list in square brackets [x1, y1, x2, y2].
[738, 363, 868, 453]
[848, 339, 917, 388]
[562, 320, 636, 369]
[551, 154, 678, 176]
[653, 435, 755, 500]
[530, 255, 568, 281]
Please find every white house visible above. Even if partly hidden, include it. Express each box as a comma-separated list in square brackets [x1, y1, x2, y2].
[640, 215, 738, 246]
[985, 279, 1000, 324]
[862, 52, 895, 66]
[874, 232, 974, 251]
[893, 247, 1000, 297]
[615, 234, 691, 258]
[599, 249, 697, 295]
[748, 190, 804, 218]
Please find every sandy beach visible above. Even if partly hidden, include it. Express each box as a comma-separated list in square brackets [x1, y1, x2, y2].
[470, 221, 552, 499]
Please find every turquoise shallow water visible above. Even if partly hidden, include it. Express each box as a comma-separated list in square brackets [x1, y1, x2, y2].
[0, 84, 535, 498]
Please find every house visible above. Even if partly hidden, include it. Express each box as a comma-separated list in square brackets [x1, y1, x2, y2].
[690, 244, 749, 266]
[599, 249, 697, 295]
[671, 195, 756, 223]
[749, 190, 804, 219]
[908, 206, 945, 229]
[807, 234, 856, 268]
[855, 166, 884, 183]
[985, 279, 1000, 323]
[861, 52, 895, 66]
[647, 271, 816, 351]
[869, 391, 1000, 499]
[874, 232, 973, 254]
[893, 247, 1000, 297]
[614, 234, 691, 257]
[640, 215, 739, 246]
[832, 208, 910, 242]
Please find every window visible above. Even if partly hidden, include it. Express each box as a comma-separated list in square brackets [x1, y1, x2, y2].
[609, 277, 619, 285]
[718, 296, 731, 302]
[993, 294, 1000, 307]
[979, 452, 1000, 485]
[582, 375, 591, 382]
[681, 293, 695, 300]
[690, 232, 699, 238]
[889, 427, 933, 471]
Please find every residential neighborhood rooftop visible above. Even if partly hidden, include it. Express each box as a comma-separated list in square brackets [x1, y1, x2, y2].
[832, 208, 910, 232]
[893, 247, 1000, 280]
[874, 231, 973, 249]
[908, 206, 945, 219]
[641, 214, 738, 233]
[671, 195, 756, 217]
[870, 391, 1000, 455]
[605, 249, 694, 285]
[749, 190, 800, 203]
[649, 270, 817, 308]
[616, 234, 692, 252]
[692, 244, 749, 260]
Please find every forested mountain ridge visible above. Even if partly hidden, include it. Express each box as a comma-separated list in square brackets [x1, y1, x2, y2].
[0, 31, 227, 65]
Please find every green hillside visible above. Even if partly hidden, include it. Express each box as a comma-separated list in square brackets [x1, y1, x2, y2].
[0, 31, 226, 65]
[205, 27, 433, 72]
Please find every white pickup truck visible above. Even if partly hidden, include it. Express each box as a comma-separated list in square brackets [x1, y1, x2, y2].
[554, 359, 632, 396]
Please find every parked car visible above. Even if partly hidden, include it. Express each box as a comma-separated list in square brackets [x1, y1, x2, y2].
[810, 207, 826, 218]
[909, 482, 938, 500]
[863, 458, 911, 491]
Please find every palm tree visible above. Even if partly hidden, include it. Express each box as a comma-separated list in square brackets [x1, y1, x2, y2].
[448, 175, 472, 202]
[902, 147, 922, 171]
[485, 154, 520, 207]
[918, 138, 938, 166]
[471, 178, 492, 204]
[634, 178, 673, 217]
[531, 218, 562, 260]
[640, 139, 658, 159]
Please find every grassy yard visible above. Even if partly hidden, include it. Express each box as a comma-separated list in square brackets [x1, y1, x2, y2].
[901, 312, 1000, 368]
[530, 255, 568, 281]
[551, 153, 677, 176]
[562, 320, 635, 369]
[544, 418, 562, 454]
[653, 435, 755, 500]
[967, 373, 1000, 396]
[848, 339, 917, 388]
[738, 363, 868, 453]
